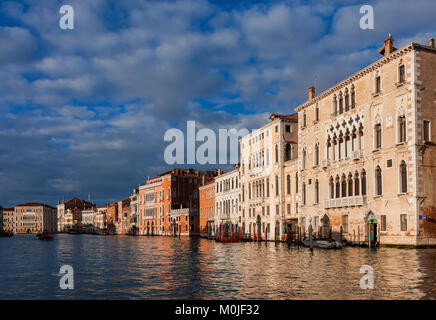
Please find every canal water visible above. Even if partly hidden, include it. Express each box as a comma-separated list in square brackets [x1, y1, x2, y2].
[0, 234, 435, 299]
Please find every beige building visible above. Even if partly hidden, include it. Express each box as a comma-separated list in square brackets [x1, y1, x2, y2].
[295, 36, 436, 246]
[94, 206, 107, 231]
[239, 114, 299, 240]
[2, 207, 15, 233]
[15, 203, 57, 234]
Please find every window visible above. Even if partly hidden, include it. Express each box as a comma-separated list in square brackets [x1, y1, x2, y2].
[315, 106, 319, 121]
[381, 215, 387, 231]
[303, 113, 307, 127]
[423, 120, 431, 142]
[285, 143, 292, 161]
[361, 170, 366, 195]
[302, 148, 306, 169]
[314, 180, 319, 204]
[399, 64, 405, 84]
[375, 123, 382, 149]
[329, 177, 334, 199]
[266, 178, 270, 197]
[295, 173, 298, 193]
[339, 93, 343, 114]
[387, 159, 393, 168]
[332, 96, 337, 116]
[275, 175, 279, 196]
[342, 215, 349, 233]
[287, 203, 291, 215]
[375, 75, 381, 93]
[285, 125, 291, 133]
[400, 214, 407, 231]
[341, 175, 347, 198]
[351, 86, 356, 108]
[287, 175, 291, 195]
[314, 143, 319, 166]
[345, 89, 349, 112]
[275, 145, 279, 163]
[398, 115, 406, 143]
[375, 166, 382, 196]
[275, 125, 278, 133]
[400, 161, 407, 193]
[302, 183, 306, 205]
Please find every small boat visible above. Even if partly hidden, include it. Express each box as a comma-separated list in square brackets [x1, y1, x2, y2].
[38, 233, 54, 241]
[67, 229, 79, 234]
[0, 231, 14, 237]
[301, 237, 341, 249]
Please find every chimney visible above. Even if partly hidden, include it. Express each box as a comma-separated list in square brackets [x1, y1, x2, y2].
[202, 175, 205, 186]
[379, 34, 396, 56]
[429, 38, 435, 48]
[308, 86, 315, 100]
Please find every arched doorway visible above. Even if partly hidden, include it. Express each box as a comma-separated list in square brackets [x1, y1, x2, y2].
[365, 211, 378, 247]
[321, 214, 330, 238]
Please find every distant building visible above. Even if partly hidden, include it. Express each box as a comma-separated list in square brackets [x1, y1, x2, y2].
[199, 180, 215, 237]
[117, 198, 131, 235]
[143, 168, 216, 236]
[2, 208, 15, 233]
[57, 198, 95, 232]
[0, 206, 3, 231]
[139, 180, 161, 235]
[106, 202, 118, 234]
[95, 206, 108, 231]
[15, 203, 57, 234]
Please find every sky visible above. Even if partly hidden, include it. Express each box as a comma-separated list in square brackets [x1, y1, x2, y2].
[0, 0, 435, 207]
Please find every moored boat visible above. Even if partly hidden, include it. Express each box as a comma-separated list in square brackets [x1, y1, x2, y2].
[38, 233, 54, 241]
[0, 231, 14, 237]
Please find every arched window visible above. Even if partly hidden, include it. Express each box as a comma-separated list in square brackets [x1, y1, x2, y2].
[327, 138, 332, 160]
[275, 175, 279, 196]
[295, 173, 298, 193]
[339, 92, 344, 114]
[400, 161, 407, 193]
[332, 95, 337, 116]
[345, 88, 350, 111]
[345, 135, 350, 158]
[314, 143, 319, 166]
[361, 170, 366, 195]
[335, 176, 340, 198]
[286, 174, 291, 195]
[285, 143, 292, 161]
[302, 147, 307, 169]
[354, 172, 360, 196]
[341, 174, 347, 198]
[302, 182, 306, 205]
[398, 111, 406, 143]
[315, 180, 319, 204]
[329, 177, 334, 199]
[374, 116, 382, 149]
[348, 173, 353, 197]
[275, 144, 279, 163]
[375, 166, 382, 196]
[351, 85, 356, 108]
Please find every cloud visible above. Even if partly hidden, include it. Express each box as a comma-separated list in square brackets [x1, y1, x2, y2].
[0, 0, 435, 207]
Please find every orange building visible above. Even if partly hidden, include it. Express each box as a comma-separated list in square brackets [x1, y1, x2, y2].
[144, 168, 217, 236]
[199, 180, 215, 237]
[106, 202, 118, 234]
[139, 180, 161, 235]
[117, 198, 131, 235]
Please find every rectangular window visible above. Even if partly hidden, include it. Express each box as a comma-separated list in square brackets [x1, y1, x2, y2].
[381, 215, 387, 231]
[287, 203, 291, 215]
[423, 120, 431, 142]
[285, 125, 290, 133]
[315, 107, 319, 121]
[399, 116, 406, 143]
[375, 124, 382, 149]
[387, 159, 393, 168]
[375, 76, 381, 93]
[276, 205, 279, 216]
[399, 65, 405, 83]
[267, 206, 270, 215]
[400, 214, 407, 231]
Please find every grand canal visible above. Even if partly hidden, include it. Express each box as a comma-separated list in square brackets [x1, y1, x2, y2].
[0, 234, 435, 299]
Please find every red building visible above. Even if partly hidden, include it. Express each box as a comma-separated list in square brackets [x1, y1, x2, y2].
[144, 168, 217, 236]
[117, 198, 131, 235]
[199, 180, 215, 237]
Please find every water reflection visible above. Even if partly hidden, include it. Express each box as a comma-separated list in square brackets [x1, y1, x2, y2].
[0, 235, 434, 299]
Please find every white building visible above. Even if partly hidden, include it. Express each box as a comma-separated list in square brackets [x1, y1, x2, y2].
[214, 168, 240, 233]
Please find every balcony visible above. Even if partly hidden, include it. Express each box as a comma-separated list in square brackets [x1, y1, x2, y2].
[324, 195, 366, 209]
[248, 198, 264, 206]
[321, 159, 330, 168]
[352, 149, 362, 160]
[250, 167, 265, 176]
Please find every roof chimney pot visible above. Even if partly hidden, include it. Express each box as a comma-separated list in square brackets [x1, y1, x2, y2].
[308, 86, 315, 100]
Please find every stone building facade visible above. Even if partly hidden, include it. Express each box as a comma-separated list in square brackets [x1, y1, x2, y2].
[15, 203, 57, 234]
[199, 180, 215, 237]
[214, 168, 240, 234]
[295, 36, 436, 246]
[239, 114, 298, 240]
[2, 208, 15, 233]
